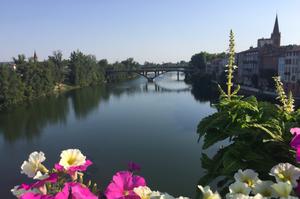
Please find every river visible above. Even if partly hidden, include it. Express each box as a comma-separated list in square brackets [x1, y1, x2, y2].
[0, 72, 218, 198]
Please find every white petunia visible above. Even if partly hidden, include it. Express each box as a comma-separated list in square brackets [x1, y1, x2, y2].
[149, 191, 189, 199]
[226, 193, 250, 199]
[229, 181, 251, 195]
[234, 169, 259, 187]
[271, 182, 293, 198]
[11, 185, 39, 198]
[59, 149, 86, 169]
[198, 185, 221, 199]
[270, 163, 300, 187]
[21, 151, 48, 179]
[150, 192, 175, 199]
[150, 191, 162, 199]
[134, 186, 152, 199]
[252, 180, 275, 198]
[251, 194, 268, 199]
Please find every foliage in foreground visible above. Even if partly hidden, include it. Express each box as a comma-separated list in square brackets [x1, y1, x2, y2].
[197, 31, 300, 194]
[197, 127, 300, 199]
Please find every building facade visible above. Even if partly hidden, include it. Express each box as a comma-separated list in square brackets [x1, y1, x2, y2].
[278, 45, 300, 95]
[237, 15, 283, 89]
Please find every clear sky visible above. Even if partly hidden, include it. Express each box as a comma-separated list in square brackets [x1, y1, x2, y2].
[0, 0, 299, 63]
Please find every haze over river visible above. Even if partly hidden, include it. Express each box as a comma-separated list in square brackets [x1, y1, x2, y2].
[0, 73, 219, 198]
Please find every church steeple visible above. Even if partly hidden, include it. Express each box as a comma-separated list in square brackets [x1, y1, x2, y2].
[273, 14, 279, 34]
[33, 50, 38, 62]
[271, 14, 281, 47]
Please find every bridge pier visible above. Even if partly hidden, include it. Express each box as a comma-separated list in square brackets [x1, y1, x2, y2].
[148, 78, 154, 83]
[177, 71, 180, 81]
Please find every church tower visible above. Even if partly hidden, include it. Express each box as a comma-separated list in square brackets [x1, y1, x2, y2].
[33, 50, 38, 62]
[271, 15, 281, 47]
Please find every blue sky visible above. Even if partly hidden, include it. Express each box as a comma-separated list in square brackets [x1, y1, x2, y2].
[0, 0, 299, 63]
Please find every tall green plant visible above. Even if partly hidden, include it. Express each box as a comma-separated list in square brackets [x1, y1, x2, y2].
[273, 76, 294, 114]
[218, 30, 240, 100]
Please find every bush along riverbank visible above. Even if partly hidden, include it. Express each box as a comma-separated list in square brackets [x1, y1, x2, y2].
[0, 51, 139, 109]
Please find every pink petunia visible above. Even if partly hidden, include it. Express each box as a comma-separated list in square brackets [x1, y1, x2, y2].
[21, 182, 97, 199]
[20, 192, 54, 199]
[55, 160, 92, 173]
[290, 128, 300, 136]
[291, 134, 300, 150]
[296, 148, 300, 163]
[55, 182, 98, 199]
[105, 171, 146, 199]
[128, 162, 141, 172]
[55, 160, 92, 180]
[20, 174, 58, 191]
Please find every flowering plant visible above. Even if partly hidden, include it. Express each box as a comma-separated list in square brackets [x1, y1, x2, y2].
[198, 163, 300, 199]
[12, 149, 189, 199]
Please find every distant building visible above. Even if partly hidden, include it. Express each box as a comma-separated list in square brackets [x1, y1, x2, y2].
[237, 47, 259, 86]
[206, 58, 227, 80]
[278, 45, 300, 95]
[237, 15, 283, 88]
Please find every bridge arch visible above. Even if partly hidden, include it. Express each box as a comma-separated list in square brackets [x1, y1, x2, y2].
[105, 66, 195, 82]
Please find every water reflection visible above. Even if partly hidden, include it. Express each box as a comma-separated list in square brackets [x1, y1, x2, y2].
[0, 94, 69, 142]
[0, 74, 206, 143]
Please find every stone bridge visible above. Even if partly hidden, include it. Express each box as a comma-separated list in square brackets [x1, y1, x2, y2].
[105, 66, 195, 82]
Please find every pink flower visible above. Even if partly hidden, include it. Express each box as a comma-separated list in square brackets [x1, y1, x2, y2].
[290, 128, 300, 136]
[291, 135, 300, 149]
[55, 160, 92, 179]
[290, 128, 300, 163]
[20, 174, 58, 191]
[20, 192, 54, 199]
[55, 159, 92, 173]
[21, 182, 97, 199]
[128, 162, 141, 172]
[105, 171, 146, 199]
[296, 148, 300, 162]
[55, 182, 98, 199]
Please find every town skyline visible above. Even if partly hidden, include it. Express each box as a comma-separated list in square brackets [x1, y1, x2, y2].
[0, 0, 300, 63]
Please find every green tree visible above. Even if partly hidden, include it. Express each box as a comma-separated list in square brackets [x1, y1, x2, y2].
[190, 52, 207, 70]
[48, 51, 66, 85]
[13, 54, 26, 65]
[0, 65, 25, 105]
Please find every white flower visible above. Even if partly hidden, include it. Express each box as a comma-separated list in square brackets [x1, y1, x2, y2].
[150, 191, 162, 199]
[21, 151, 48, 179]
[251, 194, 268, 199]
[234, 169, 259, 187]
[59, 149, 86, 169]
[270, 163, 300, 187]
[134, 186, 152, 199]
[271, 182, 293, 198]
[198, 185, 221, 199]
[11, 185, 39, 198]
[229, 182, 251, 195]
[149, 191, 189, 199]
[226, 193, 250, 199]
[150, 192, 174, 199]
[11, 185, 27, 198]
[161, 193, 176, 199]
[252, 180, 275, 198]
